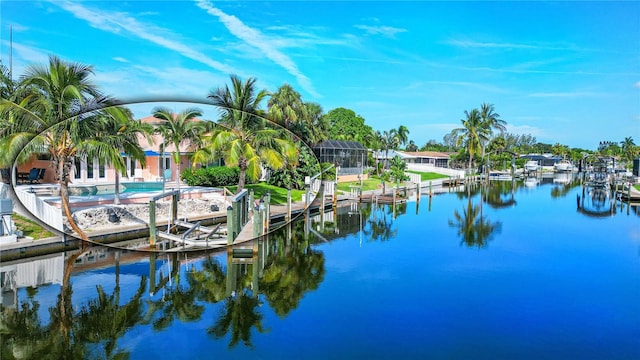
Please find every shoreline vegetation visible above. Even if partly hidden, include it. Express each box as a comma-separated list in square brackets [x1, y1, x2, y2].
[1, 57, 638, 244]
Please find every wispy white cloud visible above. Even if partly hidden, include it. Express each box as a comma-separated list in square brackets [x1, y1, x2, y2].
[506, 124, 547, 138]
[194, 0, 320, 98]
[6, 41, 49, 64]
[354, 25, 407, 38]
[94, 65, 229, 119]
[425, 80, 507, 93]
[634, 81, 640, 88]
[445, 38, 575, 51]
[528, 91, 604, 98]
[9, 23, 29, 32]
[53, 0, 239, 74]
[112, 57, 129, 63]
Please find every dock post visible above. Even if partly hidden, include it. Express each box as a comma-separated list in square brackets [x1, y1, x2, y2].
[429, 181, 433, 198]
[253, 207, 263, 238]
[286, 188, 291, 222]
[249, 190, 254, 217]
[227, 206, 234, 245]
[265, 192, 271, 233]
[148, 253, 158, 295]
[171, 193, 178, 228]
[149, 200, 156, 247]
[416, 182, 420, 201]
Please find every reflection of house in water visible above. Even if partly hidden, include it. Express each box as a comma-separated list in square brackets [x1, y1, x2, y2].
[577, 188, 615, 218]
[310, 202, 369, 240]
[1, 253, 64, 308]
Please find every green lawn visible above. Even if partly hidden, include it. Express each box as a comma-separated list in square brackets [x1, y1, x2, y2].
[226, 183, 306, 204]
[634, 184, 640, 191]
[406, 170, 449, 181]
[336, 178, 402, 193]
[12, 213, 55, 240]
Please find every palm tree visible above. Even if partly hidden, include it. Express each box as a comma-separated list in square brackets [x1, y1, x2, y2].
[452, 108, 488, 170]
[405, 140, 418, 152]
[478, 103, 506, 162]
[382, 129, 399, 170]
[396, 125, 410, 148]
[620, 136, 637, 163]
[198, 75, 297, 192]
[267, 84, 307, 133]
[303, 102, 327, 145]
[91, 108, 152, 205]
[152, 107, 205, 192]
[0, 55, 134, 240]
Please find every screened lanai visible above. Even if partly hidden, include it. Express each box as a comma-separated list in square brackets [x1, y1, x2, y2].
[312, 140, 367, 175]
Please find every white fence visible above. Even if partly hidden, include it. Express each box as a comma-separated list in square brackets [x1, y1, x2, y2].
[406, 172, 421, 184]
[407, 164, 466, 178]
[14, 188, 64, 232]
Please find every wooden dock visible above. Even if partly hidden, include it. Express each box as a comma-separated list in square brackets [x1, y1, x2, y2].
[232, 195, 336, 244]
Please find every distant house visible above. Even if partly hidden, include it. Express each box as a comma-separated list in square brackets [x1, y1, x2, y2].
[519, 154, 562, 167]
[373, 150, 450, 168]
[312, 140, 368, 181]
[12, 115, 204, 185]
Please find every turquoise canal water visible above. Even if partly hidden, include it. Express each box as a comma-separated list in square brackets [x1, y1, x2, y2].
[2, 178, 639, 359]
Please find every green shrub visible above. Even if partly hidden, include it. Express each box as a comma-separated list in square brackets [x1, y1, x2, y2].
[182, 166, 242, 187]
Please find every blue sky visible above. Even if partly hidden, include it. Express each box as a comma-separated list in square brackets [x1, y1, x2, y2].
[1, 0, 638, 149]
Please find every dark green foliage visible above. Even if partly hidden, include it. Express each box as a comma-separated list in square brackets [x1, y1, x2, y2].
[320, 162, 336, 180]
[181, 166, 248, 187]
[324, 107, 374, 147]
[266, 145, 320, 190]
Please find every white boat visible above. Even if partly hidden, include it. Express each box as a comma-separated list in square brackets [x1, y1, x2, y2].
[553, 172, 572, 184]
[554, 160, 573, 172]
[488, 171, 512, 181]
[524, 177, 538, 187]
[524, 160, 540, 172]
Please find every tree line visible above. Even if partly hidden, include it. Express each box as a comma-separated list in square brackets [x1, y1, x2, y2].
[1, 56, 638, 238]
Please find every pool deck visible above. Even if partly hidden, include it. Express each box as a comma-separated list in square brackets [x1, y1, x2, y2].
[21, 183, 224, 209]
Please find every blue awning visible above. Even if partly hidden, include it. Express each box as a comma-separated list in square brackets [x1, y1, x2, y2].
[120, 150, 161, 156]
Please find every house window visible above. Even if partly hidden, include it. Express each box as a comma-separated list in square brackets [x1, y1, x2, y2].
[160, 157, 171, 171]
[98, 160, 106, 179]
[73, 157, 81, 179]
[124, 157, 136, 178]
[87, 159, 94, 179]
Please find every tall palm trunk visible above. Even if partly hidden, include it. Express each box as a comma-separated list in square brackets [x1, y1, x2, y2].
[237, 167, 247, 193]
[174, 153, 181, 193]
[58, 155, 89, 241]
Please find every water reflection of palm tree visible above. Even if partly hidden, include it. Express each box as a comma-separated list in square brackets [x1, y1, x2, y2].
[187, 256, 227, 304]
[75, 277, 147, 359]
[449, 197, 502, 248]
[484, 181, 517, 209]
[1, 249, 149, 359]
[260, 235, 325, 317]
[209, 289, 266, 349]
[147, 272, 204, 331]
[363, 204, 398, 242]
[1, 299, 52, 358]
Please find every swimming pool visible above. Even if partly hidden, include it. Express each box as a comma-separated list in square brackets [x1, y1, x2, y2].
[68, 181, 165, 196]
